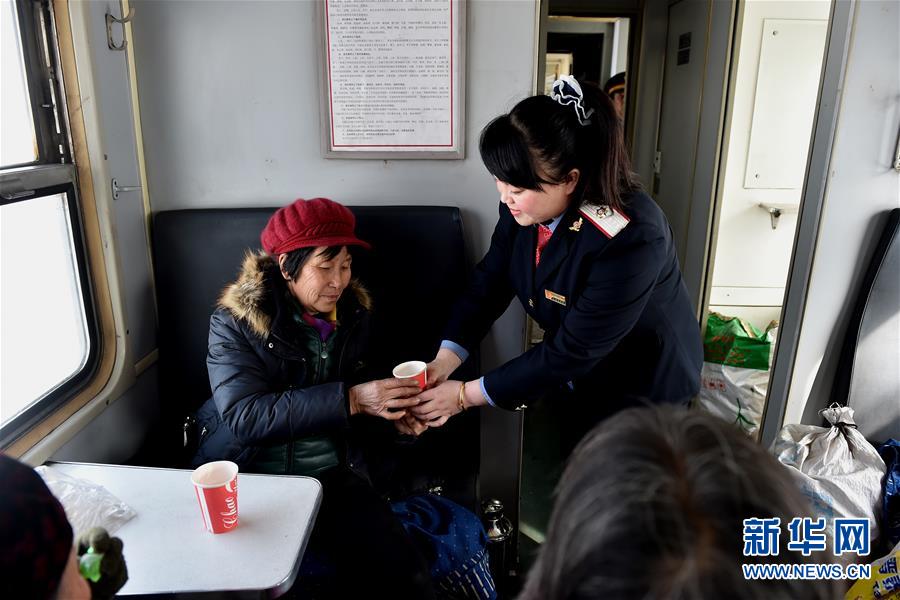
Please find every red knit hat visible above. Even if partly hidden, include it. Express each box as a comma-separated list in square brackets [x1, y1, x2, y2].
[0, 454, 74, 599]
[261, 198, 371, 255]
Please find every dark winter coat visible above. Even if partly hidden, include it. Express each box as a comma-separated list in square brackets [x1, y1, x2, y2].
[445, 193, 703, 412]
[191, 251, 378, 478]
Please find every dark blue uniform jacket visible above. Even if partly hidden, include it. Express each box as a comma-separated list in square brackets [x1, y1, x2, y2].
[444, 192, 703, 411]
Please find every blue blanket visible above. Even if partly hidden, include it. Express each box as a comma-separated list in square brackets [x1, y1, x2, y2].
[391, 494, 497, 599]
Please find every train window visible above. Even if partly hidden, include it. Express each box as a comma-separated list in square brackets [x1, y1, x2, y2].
[1, 0, 37, 166]
[1, 0, 98, 445]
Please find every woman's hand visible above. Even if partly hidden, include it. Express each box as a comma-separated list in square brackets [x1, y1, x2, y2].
[349, 378, 422, 420]
[426, 348, 463, 389]
[394, 413, 429, 437]
[410, 379, 465, 425]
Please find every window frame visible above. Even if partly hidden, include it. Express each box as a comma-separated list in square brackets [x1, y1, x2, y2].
[0, 0, 98, 447]
[8, 0, 69, 166]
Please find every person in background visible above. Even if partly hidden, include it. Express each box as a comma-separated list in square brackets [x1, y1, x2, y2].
[604, 71, 626, 119]
[411, 75, 702, 457]
[0, 453, 91, 600]
[518, 406, 841, 600]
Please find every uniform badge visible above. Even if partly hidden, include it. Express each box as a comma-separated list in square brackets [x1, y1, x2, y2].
[579, 203, 630, 238]
[569, 217, 583, 232]
[544, 289, 567, 306]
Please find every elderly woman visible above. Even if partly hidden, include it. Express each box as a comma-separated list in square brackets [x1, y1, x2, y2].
[191, 197, 435, 598]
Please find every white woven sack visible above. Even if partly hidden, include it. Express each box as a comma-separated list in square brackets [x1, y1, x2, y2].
[772, 405, 886, 556]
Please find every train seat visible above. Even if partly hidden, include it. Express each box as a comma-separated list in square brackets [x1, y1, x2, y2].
[150, 206, 480, 508]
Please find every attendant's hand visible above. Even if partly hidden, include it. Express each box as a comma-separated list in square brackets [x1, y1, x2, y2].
[349, 378, 422, 420]
[394, 413, 429, 437]
[410, 379, 465, 426]
[426, 348, 463, 389]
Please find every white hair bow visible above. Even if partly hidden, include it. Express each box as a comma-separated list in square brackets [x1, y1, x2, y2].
[550, 75, 595, 126]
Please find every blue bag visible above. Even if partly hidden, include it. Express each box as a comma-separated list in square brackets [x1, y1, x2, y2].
[879, 439, 900, 548]
[391, 494, 497, 600]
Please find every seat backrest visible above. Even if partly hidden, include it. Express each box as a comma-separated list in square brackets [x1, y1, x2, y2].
[154, 205, 479, 405]
[154, 208, 272, 407]
[152, 206, 479, 501]
[830, 208, 900, 442]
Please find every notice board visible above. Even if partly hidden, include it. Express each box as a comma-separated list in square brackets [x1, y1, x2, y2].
[319, 0, 465, 158]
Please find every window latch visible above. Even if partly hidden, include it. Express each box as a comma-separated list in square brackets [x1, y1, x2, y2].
[0, 178, 36, 202]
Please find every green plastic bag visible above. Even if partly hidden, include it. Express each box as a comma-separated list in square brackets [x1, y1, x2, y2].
[702, 312, 773, 370]
[695, 312, 777, 438]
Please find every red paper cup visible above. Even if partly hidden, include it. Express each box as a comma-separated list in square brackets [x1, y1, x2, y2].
[191, 460, 239, 534]
[392, 360, 427, 390]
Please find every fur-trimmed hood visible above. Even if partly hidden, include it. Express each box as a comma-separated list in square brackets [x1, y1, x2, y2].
[218, 251, 373, 339]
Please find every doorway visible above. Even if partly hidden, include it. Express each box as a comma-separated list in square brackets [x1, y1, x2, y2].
[539, 14, 633, 124]
[519, 2, 638, 582]
[696, 0, 831, 441]
[518, 0, 836, 589]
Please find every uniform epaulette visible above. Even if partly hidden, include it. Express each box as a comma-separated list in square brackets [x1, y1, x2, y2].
[579, 203, 630, 238]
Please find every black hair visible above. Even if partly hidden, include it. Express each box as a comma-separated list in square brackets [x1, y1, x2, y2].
[519, 406, 840, 600]
[479, 80, 639, 213]
[280, 245, 352, 281]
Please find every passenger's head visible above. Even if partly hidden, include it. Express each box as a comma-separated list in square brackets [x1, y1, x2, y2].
[519, 406, 839, 600]
[479, 76, 638, 224]
[0, 454, 90, 600]
[261, 198, 371, 314]
[604, 71, 626, 118]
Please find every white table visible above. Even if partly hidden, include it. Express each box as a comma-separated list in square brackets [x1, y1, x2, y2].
[48, 462, 322, 598]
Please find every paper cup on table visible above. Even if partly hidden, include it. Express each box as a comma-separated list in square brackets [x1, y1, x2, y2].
[191, 460, 239, 534]
[392, 360, 427, 390]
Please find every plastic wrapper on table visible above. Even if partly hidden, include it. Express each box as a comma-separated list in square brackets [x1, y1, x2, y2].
[35, 465, 136, 537]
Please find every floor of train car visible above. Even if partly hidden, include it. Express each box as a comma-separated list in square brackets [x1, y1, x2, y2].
[519, 395, 567, 579]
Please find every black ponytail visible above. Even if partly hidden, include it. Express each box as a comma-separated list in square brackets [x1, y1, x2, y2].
[479, 80, 640, 213]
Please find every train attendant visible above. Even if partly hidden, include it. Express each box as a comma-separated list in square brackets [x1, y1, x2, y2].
[411, 76, 703, 451]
